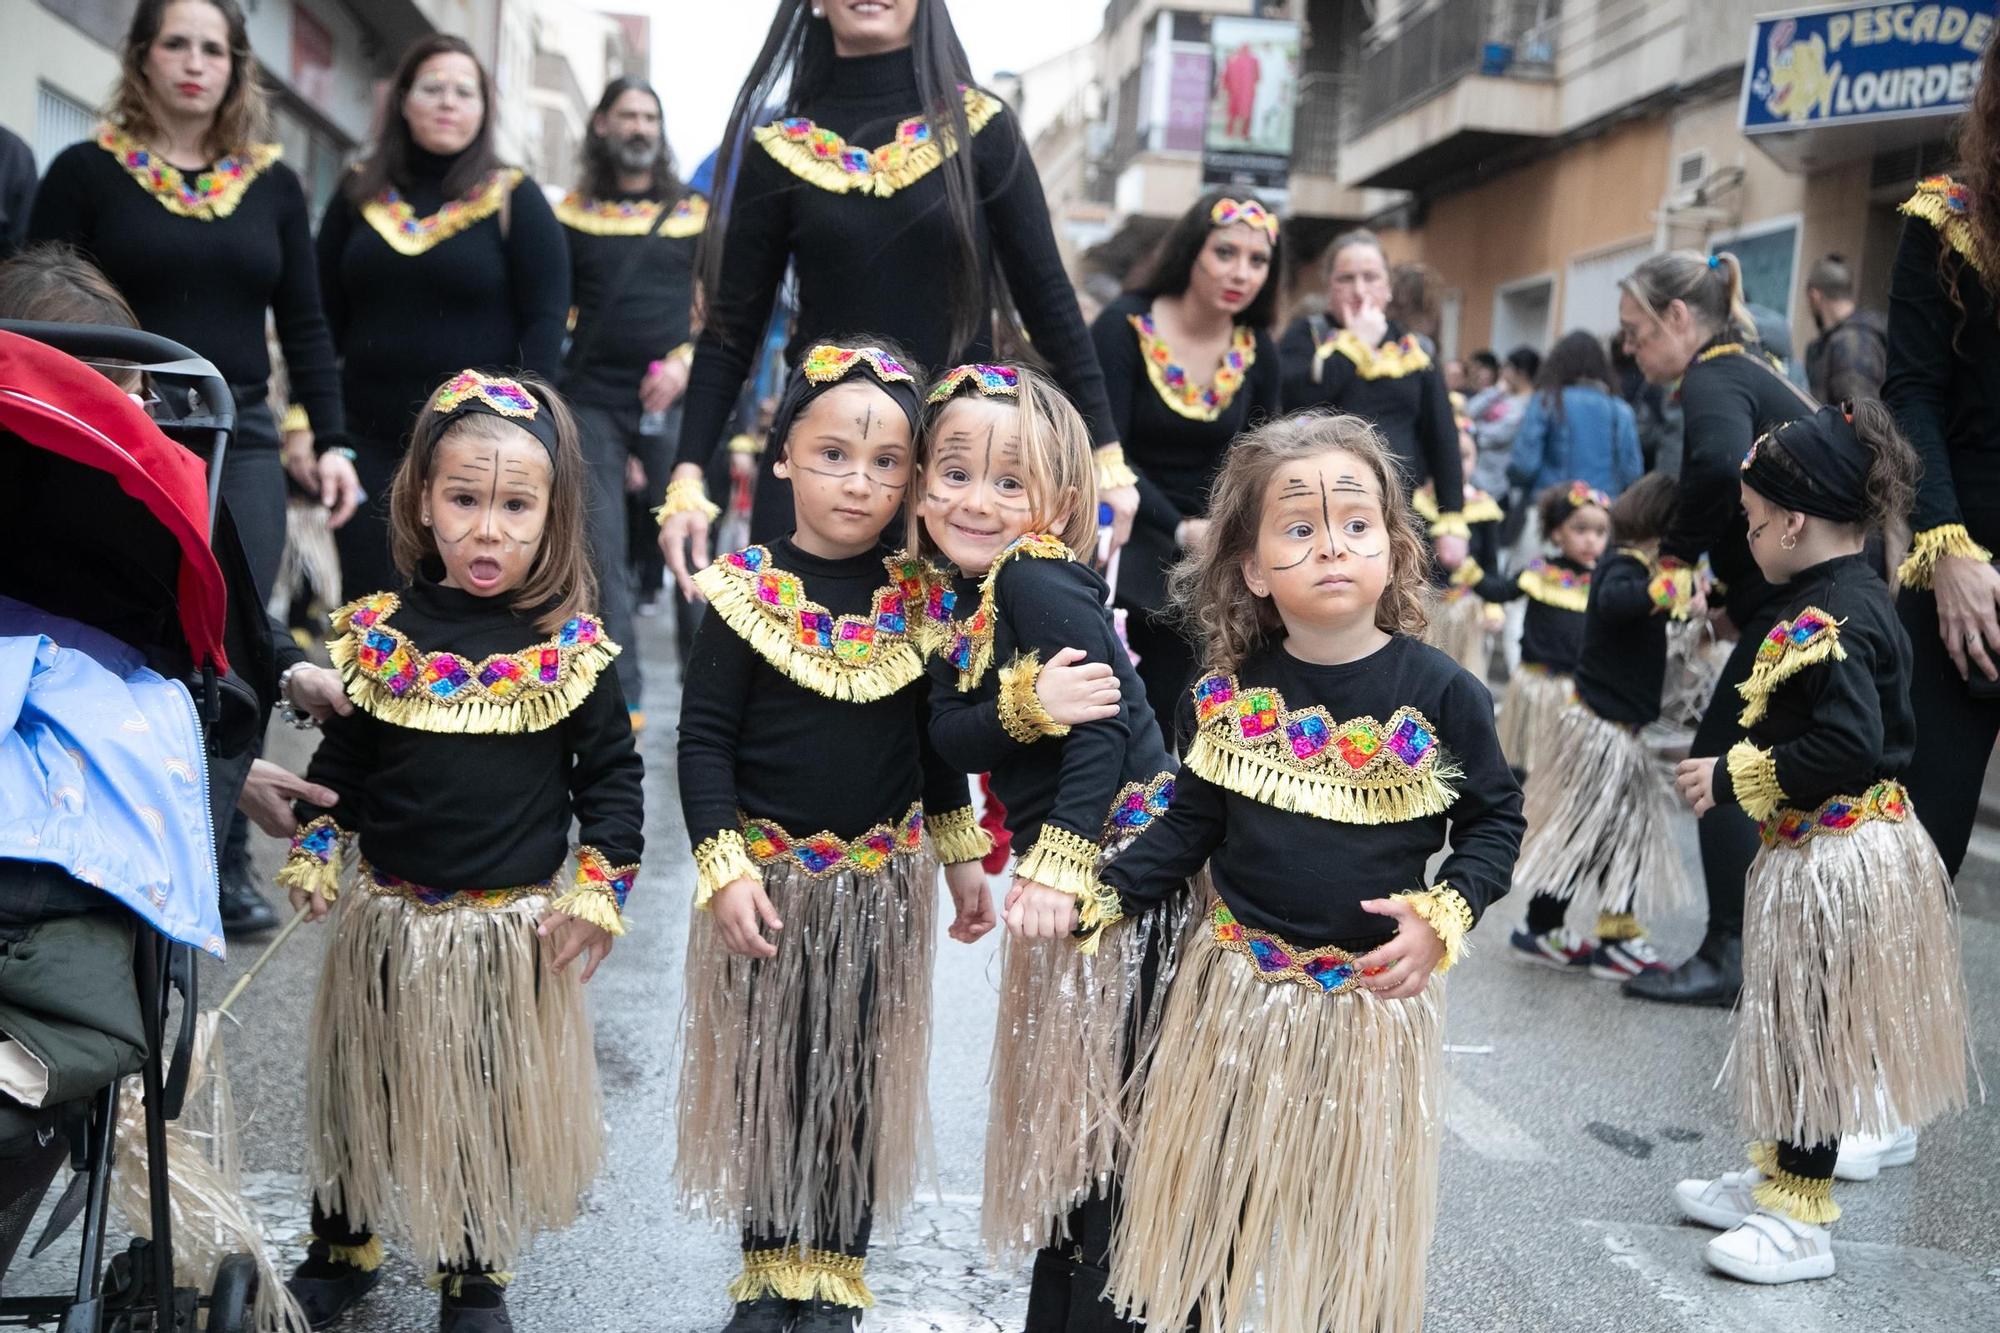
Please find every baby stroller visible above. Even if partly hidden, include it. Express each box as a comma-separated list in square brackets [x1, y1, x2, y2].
[0, 322, 263, 1331]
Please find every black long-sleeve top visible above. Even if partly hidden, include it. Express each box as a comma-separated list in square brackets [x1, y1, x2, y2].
[1573, 549, 1669, 726]
[676, 538, 973, 860]
[1884, 177, 2000, 554]
[293, 570, 643, 889]
[559, 188, 702, 409]
[1091, 292, 1280, 609]
[1712, 552, 1913, 816]
[678, 48, 1114, 470]
[317, 151, 569, 445]
[29, 131, 343, 437]
[1475, 555, 1590, 673]
[926, 543, 1175, 867]
[1100, 636, 1522, 951]
[1277, 315, 1464, 516]
[1661, 337, 1814, 624]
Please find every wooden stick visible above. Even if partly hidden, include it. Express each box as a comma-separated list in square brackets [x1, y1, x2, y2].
[215, 906, 311, 1017]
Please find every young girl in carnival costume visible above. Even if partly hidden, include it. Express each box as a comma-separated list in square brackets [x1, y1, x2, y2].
[1035, 411, 1524, 1333]
[1476, 481, 1610, 775]
[276, 371, 643, 1332]
[1670, 404, 1972, 1284]
[672, 343, 1003, 1333]
[1508, 473, 1692, 980]
[1417, 420, 1505, 675]
[916, 363, 1189, 1330]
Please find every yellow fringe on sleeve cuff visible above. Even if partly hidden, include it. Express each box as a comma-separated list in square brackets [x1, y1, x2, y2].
[1094, 443, 1139, 490]
[692, 830, 758, 911]
[274, 815, 346, 902]
[547, 846, 635, 935]
[667, 341, 695, 367]
[1393, 883, 1475, 972]
[279, 404, 309, 434]
[727, 432, 763, 456]
[655, 476, 720, 525]
[1896, 524, 1993, 590]
[1648, 559, 1698, 619]
[1073, 882, 1127, 956]
[1428, 512, 1471, 540]
[996, 652, 1070, 745]
[1726, 741, 1787, 822]
[926, 805, 993, 864]
[1447, 556, 1485, 589]
[1013, 825, 1102, 899]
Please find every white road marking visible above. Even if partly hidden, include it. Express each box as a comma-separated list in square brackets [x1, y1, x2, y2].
[1445, 1074, 1552, 1163]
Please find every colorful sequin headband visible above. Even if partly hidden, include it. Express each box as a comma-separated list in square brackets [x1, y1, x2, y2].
[802, 343, 915, 387]
[1210, 197, 1279, 241]
[430, 370, 559, 459]
[1565, 481, 1612, 510]
[926, 364, 1019, 404]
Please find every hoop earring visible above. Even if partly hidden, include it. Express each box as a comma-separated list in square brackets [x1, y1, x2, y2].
[1780, 532, 1798, 551]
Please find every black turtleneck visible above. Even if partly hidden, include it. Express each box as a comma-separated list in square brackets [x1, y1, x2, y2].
[560, 185, 701, 409]
[30, 136, 343, 438]
[678, 48, 1115, 471]
[292, 570, 643, 889]
[316, 149, 569, 445]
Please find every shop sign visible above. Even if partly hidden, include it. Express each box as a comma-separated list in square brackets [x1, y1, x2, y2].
[1742, 2, 1996, 132]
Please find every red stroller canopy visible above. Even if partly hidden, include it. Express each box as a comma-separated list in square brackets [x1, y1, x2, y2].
[0, 329, 228, 671]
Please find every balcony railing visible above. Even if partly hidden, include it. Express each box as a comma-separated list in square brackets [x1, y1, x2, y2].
[1293, 71, 1346, 178]
[1353, 0, 1559, 135]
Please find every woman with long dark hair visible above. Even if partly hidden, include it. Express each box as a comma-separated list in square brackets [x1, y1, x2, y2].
[29, 0, 357, 938]
[1277, 228, 1468, 571]
[1614, 250, 1815, 1009]
[654, 0, 1133, 597]
[1091, 188, 1281, 736]
[316, 33, 570, 598]
[1507, 328, 1643, 499]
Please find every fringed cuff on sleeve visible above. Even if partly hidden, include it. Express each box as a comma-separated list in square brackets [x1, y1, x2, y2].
[996, 652, 1070, 745]
[1897, 524, 1993, 589]
[667, 341, 695, 367]
[1393, 883, 1476, 972]
[692, 830, 759, 911]
[1447, 556, 1485, 588]
[1725, 741, 1787, 822]
[275, 815, 346, 902]
[279, 404, 310, 434]
[1073, 882, 1128, 957]
[1013, 825, 1102, 899]
[548, 845, 635, 935]
[1094, 443, 1139, 491]
[926, 805, 993, 865]
[655, 476, 720, 526]
[1428, 512, 1472, 540]
[727, 432, 764, 456]
[1648, 557, 1699, 619]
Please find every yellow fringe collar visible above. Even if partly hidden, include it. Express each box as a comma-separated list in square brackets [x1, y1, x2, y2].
[1896, 523, 1993, 590]
[1414, 485, 1502, 526]
[693, 546, 927, 702]
[1314, 328, 1432, 381]
[926, 534, 1074, 690]
[755, 87, 1001, 197]
[555, 191, 707, 237]
[360, 169, 520, 256]
[1517, 559, 1590, 612]
[1735, 606, 1844, 726]
[328, 592, 619, 735]
[96, 124, 280, 220]
[1186, 672, 1461, 825]
[1128, 314, 1257, 421]
[1900, 175, 1978, 273]
[729, 1248, 873, 1308]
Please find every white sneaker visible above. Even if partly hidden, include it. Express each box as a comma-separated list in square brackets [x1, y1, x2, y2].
[1673, 1169, 1762, 1229]
[1704, 1208, 1835, 1284]
[1834, 1125, 1918, 1182]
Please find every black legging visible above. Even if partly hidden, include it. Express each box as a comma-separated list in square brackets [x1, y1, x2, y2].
[210, 402, 285, 879]
[1687, 597, 1788, 940]
[334, 436, 405, 601]
[1897, 586, 2000, 877]
[1126, 611, 1196, 750]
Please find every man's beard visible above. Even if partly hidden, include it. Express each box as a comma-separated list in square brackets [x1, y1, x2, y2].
[611, 135, 657, 175]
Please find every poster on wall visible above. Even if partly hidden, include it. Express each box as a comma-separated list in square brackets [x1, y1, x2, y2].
[1202, 15, 1299, 192]
[1741, 1, 1996, 133]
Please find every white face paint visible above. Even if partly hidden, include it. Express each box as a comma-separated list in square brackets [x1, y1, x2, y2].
[919, 398, 1042, 575]
[421, 424, 552, 597]
[1245, 449, 1391, 629]
[772, 380, 912, 559]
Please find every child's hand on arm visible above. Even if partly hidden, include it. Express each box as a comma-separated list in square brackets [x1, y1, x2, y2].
[710, 876, 782, 959]
[1354, 897, 1447, 1000]
[944, 860, 996, 943]
[1675, 756, 1719, 815]
[537, 911, 616, 982]
[285, 884, 334, 923]
[1004, 878, 1079, 940]
[1037, 646, 1120, 727]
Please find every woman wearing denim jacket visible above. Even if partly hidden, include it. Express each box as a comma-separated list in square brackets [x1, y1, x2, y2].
[1509, 330, 1644, 499]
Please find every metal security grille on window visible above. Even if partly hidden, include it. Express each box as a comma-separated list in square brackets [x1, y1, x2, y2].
[34, 83, 93, 174]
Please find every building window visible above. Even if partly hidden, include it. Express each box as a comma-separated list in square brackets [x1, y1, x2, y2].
[34, 82, 95, 172]
[1709, 216, 1801, 328]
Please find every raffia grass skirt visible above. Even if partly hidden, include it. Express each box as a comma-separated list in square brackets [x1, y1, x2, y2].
[675, 849, 937, 1251]
[1421, 590, 1491, 678]
[983, 885, 1193, 1264]
[1493, 664, 1572, 775]
[1106, 923, 1444, 1333]
[1730, 813, 1973, 1148]
[1513, 703, 1696, 931]
[306, 883, 602, 1271]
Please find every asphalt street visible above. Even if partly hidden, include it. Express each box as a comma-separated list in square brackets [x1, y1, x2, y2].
[10, 602, 1997, 1331]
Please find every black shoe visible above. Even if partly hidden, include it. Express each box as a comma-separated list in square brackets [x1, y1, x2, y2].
[721, 1296, 795, 1333]
[790, 1299, 860, 1333]
[286, 1256, 381, 1331]
[218, 862, 280, 936]
[439, 1275, 513, 1333]
[1622, 933, 1742, 1007]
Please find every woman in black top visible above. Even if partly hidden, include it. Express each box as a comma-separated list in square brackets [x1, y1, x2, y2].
[317, 33, 570, 597]
[1884, 146, 2000, 879]
[1613, 249, 1815, 1007]
[1278, 228, 1468, 572]
[1091, 189, 1282, 737]
[656, 0, 1133, 597]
